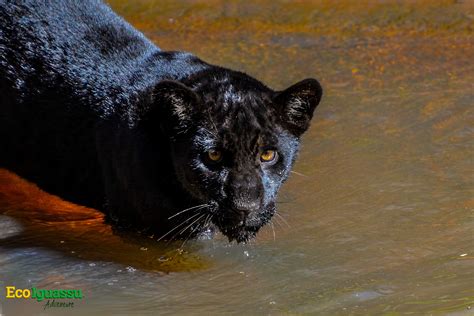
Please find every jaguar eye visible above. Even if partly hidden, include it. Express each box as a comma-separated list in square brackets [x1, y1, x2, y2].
[207, 149, 222, 162]
[260, 149, 278, 163]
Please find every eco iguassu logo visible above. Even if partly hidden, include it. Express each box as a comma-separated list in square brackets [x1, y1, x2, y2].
[5, 286, 83, 310]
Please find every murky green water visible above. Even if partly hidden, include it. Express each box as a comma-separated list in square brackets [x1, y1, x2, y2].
[1, 1, 473, 315]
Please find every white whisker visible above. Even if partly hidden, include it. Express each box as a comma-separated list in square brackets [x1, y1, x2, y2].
[275, 212, 290, 228]
[174, 213, 206, 244]
[273, 217, 284, 230]
[271, 222, 276, 241]
[290, 170, 307, 177]
[168, 203, 209, 219]
[180, 214, 210, 249]
[157, 212, 203, 241]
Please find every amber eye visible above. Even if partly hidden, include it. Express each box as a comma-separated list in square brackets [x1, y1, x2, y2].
[260, 149, 277, 163]
[207, 149, 222, 162]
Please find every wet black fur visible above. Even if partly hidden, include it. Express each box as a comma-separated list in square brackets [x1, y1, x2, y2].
[0, 0, 322, 242]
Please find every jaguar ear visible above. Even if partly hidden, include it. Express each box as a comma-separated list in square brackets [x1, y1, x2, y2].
[144, 80, 199, 135]
[273, 78, 323, 136]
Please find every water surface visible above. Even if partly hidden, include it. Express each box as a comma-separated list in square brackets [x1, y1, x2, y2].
[1, 1, 473, 315]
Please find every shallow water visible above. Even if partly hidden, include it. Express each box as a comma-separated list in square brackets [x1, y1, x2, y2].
[1, 1, 473, 315]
